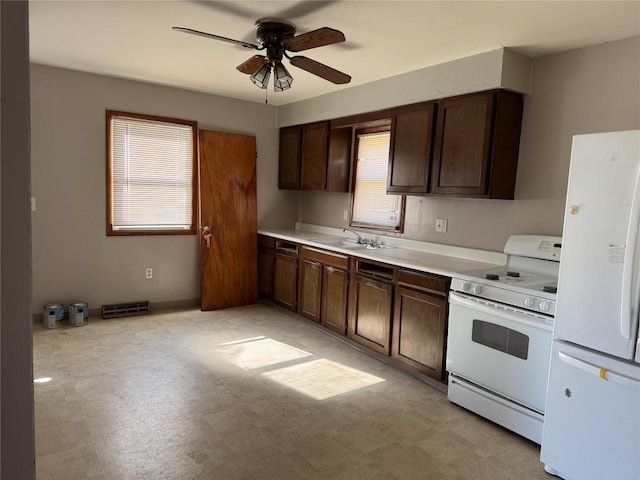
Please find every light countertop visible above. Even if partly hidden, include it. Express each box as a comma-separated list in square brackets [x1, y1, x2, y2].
[258, 223, 505, 278]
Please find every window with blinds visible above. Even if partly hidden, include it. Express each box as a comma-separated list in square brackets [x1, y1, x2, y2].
[106, 111, 198, 236]
[351, 128, 404, 231]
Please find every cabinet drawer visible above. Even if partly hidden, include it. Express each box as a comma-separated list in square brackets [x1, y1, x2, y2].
[396, 269, 450, 295]
[275, 239, 298, 255]
[300, 246, 349, 270]
[258, 235, 275, 249]
[353, 259, 394, 281]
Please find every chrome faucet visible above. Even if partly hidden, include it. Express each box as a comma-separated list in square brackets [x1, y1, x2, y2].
[343, 228, 365, 244]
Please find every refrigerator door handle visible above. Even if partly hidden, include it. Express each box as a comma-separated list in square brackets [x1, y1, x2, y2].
[558, 351, 640, 390]
[620, 166, 640, 340]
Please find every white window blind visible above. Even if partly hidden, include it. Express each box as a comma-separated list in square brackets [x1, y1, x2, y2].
[351, 131, 402, 230]
[110, 115, 194, 233]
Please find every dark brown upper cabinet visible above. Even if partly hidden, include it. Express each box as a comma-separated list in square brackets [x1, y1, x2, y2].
[278, 121, 352, 192]
[300, 121, 330, 190]
[387, 102, 436, 194]
[278, 125, 302, 189]
[430, 89, 523, 199]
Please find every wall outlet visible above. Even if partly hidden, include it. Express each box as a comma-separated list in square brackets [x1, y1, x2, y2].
[145, 267, 153, 279]
[435, 218, 448, 233]
[343, 209, 348, 221]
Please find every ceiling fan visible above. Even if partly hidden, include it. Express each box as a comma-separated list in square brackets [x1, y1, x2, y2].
[173, 18, 351, 92]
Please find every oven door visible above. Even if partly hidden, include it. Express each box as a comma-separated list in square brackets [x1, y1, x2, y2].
[446, 291, 553, 413]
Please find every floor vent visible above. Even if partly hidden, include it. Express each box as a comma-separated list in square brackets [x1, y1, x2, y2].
[102, 301, 150, 319]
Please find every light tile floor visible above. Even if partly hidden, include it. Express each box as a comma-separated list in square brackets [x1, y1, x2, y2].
[33, 304, 551, 479]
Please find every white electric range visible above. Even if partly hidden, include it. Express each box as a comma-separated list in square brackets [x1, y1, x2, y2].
[445, 235, 562, 444]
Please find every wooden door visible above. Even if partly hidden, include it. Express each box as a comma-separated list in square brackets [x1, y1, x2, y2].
[392, 286, 448, 380]
[388, 102, 436, 194]
[430, 91, 495, 196]
[348, 275, 393, 355]
[321, 266, 348, 334]
[199, 130, 257, 310]
[272, 252, 298, 311]
[326, 127, 352, 193]
[298, 258, 322, 322]
[278, 126, 301, 189]
[300, 121, 329, 190]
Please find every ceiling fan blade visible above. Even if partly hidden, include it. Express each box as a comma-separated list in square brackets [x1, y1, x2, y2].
[237, 55, 268, 75]
[284, 27, 345, 52]
[289, 56, 351, 84]
[172, 27, 260, 50]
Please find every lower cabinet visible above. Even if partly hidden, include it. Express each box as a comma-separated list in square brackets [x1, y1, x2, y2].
[272, 241, 299, 311]
[321, 267, 348, 334]
[392, 269, 450, 380]
[348, 260, 394, 355]
[259, 235, 451, 383]
[299, 257, 323, 321]
[298, 246, 349, 334]
[258, 235, 275, 298]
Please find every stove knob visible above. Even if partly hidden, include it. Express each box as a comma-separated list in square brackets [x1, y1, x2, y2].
[539, 300, 549, 312]
[462, 282, 472, 292]
[473, 285, 483, 295]
[524, 297, 535, 308]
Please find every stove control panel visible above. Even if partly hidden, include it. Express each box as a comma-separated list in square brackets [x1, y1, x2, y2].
[452, 277, 556, 317]
[524, 295, 554, 313]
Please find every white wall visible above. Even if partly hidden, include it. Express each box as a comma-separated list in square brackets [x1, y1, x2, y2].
[1, 2, 35, 478]
[280, 36, 640, 252]
[30, 65, 296, 312]
[278, 48, 531, 127]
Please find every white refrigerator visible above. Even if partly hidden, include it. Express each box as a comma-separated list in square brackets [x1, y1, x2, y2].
[541, 130, 640, 480]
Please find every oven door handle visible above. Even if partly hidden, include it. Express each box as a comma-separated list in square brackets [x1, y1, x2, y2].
[449, 292, 553, 331]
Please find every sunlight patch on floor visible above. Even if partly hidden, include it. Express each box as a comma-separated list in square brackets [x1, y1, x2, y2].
[216, 336, 312, 370]
[262, 358, 385, 400]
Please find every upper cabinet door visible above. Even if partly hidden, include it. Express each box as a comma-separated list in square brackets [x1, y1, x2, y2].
[388, 102, 436, 194]
[326, 127, 352, 193]
[278, 125, 302, 190]
[300, 121, 330, 190]
[430, 91, 495, 197]
[430, 90, 523, 199]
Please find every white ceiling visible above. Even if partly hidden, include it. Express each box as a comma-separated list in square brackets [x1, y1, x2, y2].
[29, 1, 640, 106]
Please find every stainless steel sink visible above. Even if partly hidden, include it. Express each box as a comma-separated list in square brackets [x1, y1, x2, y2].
[311, 238, 367, 249]
[310, 237, 393, 250]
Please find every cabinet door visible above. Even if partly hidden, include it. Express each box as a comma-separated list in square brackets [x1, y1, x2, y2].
[430, 91, 495, 196]
[348, 275, 393, 355]
[388, 102, 436, 194]
[272, 253, 298, 311]
[279, 126, 301, 189]
[321, 266, 348, 334]
[300, 121, 329, 190]
[258, 247, 274, 299]
[392, 285, 448, 380]
[326, 127, 352, 193]
[298, 259, 322, 322]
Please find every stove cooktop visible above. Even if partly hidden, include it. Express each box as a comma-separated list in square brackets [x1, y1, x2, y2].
[450, 235, 562, 317]
[460, 267, 558, 296]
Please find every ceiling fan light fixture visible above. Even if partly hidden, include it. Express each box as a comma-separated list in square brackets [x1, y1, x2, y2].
[250, 64, 271, 89]
[273, 61, 293, 92]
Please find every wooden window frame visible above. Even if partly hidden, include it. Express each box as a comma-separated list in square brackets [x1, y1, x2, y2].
[106, 110, 198, 236]
[349, 125, 405, 233]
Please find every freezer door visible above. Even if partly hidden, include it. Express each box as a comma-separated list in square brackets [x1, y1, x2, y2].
[541, 340, 640, 480]
[556, 130, 640, 360]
